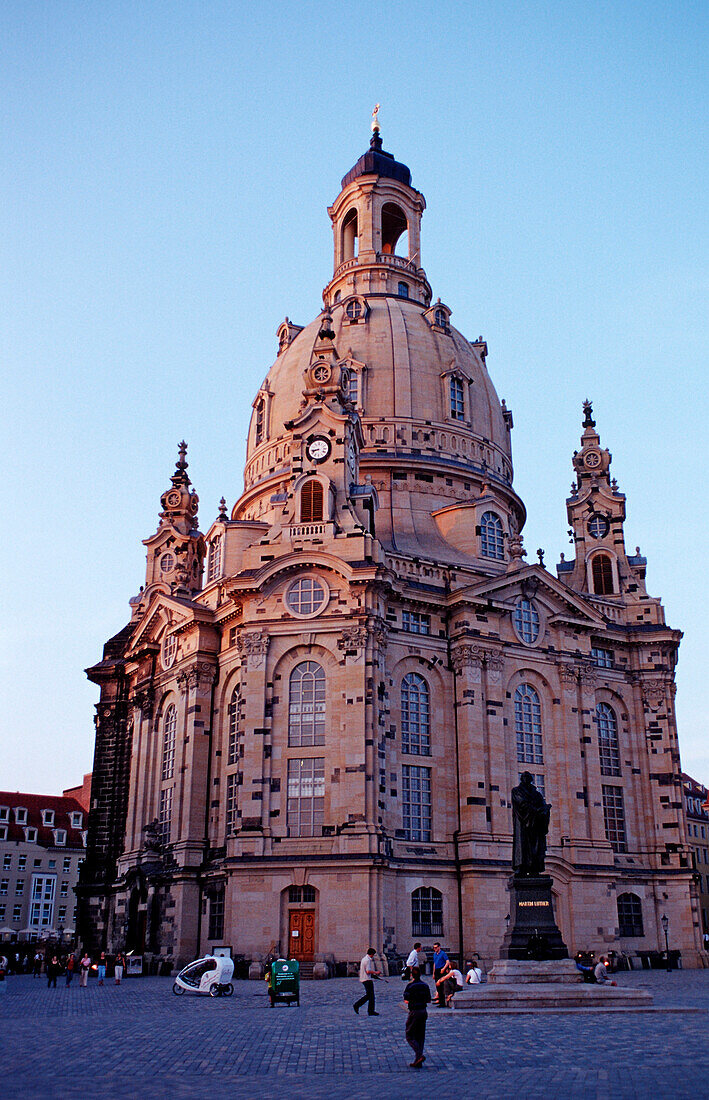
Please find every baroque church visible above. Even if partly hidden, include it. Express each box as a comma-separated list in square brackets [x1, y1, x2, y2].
[78, 122, 704, 971]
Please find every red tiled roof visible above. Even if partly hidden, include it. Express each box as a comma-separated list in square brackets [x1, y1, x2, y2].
[0, 791, 87, 849]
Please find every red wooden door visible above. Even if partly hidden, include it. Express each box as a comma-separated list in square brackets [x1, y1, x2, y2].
[288, 910, 315, 960]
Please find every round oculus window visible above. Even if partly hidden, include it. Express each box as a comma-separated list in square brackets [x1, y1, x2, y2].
[346, 299, 362, 321]
[165, 491, 181, 508]
[160, 553, 175, 573]
[513, 598, 540, 645]
[588, 514, 610, 539]
[286, 576, 328, 617]
[584, 451, 601, 468]
[312, 363, 331, 383]
[162, 633, 177, 669]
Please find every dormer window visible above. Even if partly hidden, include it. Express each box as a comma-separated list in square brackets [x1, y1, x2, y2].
[435, 307, 447, 328]
[207, 536, 222, 583]
[24, 826, 37, 842]
[449, 376, 465, 420]
[71, 811, 83, 830]
[480, 511, 504, 560]
[346, 299, 362, 322]
[255, 399, 265, 445]
[301, 479, 324, 523]
[15, 807, 27, 825]
[54, 829, 67, 847]
[42, 809, 55, 827]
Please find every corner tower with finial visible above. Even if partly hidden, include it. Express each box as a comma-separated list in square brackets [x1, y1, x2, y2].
[557, 402, 652, 608]
[324, 106, 431, 307]
[140, 442, 205, 602]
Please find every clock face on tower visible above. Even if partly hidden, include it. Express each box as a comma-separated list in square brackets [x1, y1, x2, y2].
[306, 436, 331, 463]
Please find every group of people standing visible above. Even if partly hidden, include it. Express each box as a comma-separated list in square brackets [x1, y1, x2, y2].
[353, 942, 485, 1069]
[3, 949, 127, 988]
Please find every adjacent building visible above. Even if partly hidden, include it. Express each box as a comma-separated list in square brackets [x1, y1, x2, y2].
[683, 773, 709, 938]
[78, 125, 705, 971]
[0, 792, 87, 943]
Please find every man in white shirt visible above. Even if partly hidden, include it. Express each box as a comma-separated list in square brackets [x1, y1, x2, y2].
[353, 947, 381, 1016]
[444, 967, 464, 1006]
[403, 941, 426, 980]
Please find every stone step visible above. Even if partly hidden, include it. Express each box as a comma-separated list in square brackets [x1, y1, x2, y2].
[452, 983, 654, 1012]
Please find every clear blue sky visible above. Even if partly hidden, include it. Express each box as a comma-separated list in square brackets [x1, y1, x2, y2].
[2, 1, 707, 794]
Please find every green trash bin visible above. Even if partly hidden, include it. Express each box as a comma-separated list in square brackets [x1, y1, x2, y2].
[268, 958, 300, 1007]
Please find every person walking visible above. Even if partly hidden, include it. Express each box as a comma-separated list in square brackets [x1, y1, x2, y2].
[403, 966, 431, 1068]
[97, 951, 107, 986]
[46, 955, 61, 989]
[353, 947, 381, 1016]
[114, 951, 125, 985]
[79, 952, 91, 988]
[33, 951, 42, 978]
[403, 941, 426, 981]
[65, 953, 75, 986]
[432, 942, 450, 1006]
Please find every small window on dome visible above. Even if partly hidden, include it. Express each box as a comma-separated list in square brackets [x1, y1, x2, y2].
[346, 299, 362, 322]
[333, 290, 341, 303]
[255, 399, 265, 445]
[449, 377, 465, 420]
[397, 282, 409, 298]
[435, 308, 447, 328]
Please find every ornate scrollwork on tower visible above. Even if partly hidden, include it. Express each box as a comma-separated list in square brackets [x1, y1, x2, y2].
[557, 662, 579, 689]
[642, 679, 667, 711]
[338, 624, 369, 651]
[178, 662, 217, 696]
[131, 687, 155, 719]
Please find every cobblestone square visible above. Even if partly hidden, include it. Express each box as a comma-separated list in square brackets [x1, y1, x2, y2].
[2, 970, 709, 1098]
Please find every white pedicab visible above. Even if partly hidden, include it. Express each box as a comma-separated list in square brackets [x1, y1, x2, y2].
[172, 954, 234, 997]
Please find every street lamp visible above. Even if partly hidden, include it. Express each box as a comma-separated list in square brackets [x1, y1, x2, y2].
[661, 913, 670, 972]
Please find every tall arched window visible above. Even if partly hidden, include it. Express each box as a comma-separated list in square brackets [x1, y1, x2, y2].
[592, 554, 614, 595]
[617, 892, 643, 937]
[227, 686, 242, 766]
[411, 887, 443, 936]
[301, 480, 324, 523]
[514, 684, 543, 765]
[401, 673, 431, 756]
[596, 702, 620, 776]
[381, 203, 407, 255]
[449, 376, 465, 420]
[161, 704, 177, 781]
[342, 207, 358, 259]
[480, 511, 504, 559]
[288, 661, 326, 747]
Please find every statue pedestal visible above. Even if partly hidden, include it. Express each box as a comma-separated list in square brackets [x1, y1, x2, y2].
[500, 873, 568, 960]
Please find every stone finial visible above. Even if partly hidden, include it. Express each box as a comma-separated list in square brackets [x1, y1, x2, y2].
[371, 103, 380, 133]
[582, 400, 595, 429]
[176, 440, 188, 473]
[537, 547, 545, 567]
[508, 533, 527, 564]
[318, 313, 336, 341]
[218, 497, 228, 521]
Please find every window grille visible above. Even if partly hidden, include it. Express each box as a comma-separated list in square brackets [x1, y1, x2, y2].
[161, 705, 177, 781]
[592, 554, 614, 595]
[401, 611, 430, 635]
[617, 892, 643, 937]
[412, 887, 443, 936]
[402, 765, 432, 842]
[449, 376, 465, 420]
[287, 758, 325, 837]
[480, 512, 504, 559]
[513, 598, 540, 643]
[596, 702, 620, 776]
[288, 662, 326, 747]
[602, 785, 627, 852]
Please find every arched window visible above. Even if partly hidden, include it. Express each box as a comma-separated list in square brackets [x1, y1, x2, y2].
[411, 887, 443, 936]
[480, 511, 504, 559]
[617, 892, 643, 937]
[161, 704, 177, 781]
[515, 684, 543, 765]
[342, 208, 358, 259]
[449, 376, 465, 420]
[301, 480, 324, 523]
[381, 203, 408, 255]
[592, 554, 614, 595]
[288, 661, 326, 747]
[434, 307, 447, 328]
[596, 702, 620, 776]
[254, 399, 265, 445]
[207, 536, 222, 583]
[513, 598, 540, 644]
[401, 673, 431, 756]
[227, 686, 241, 766]
[397, 281, 409, 298]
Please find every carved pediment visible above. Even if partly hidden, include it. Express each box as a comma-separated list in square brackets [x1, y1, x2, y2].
[451, 565, 606, 629]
